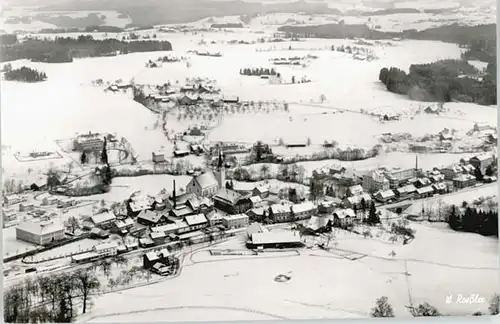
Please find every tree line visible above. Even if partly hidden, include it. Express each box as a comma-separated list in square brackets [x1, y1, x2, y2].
[3, 65, 47, 82]
[239, 67, 278, 76]
[0, 35, 173, 63]
[378, 59, 497, 105]
[447, 204, 498, 237]
[4, 269, 100, 322]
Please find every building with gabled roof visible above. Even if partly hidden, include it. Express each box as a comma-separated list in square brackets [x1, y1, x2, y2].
[213, 189, 252, 215]
[291, 201, 317, 220]
[137, 210, 169, 227]
[91, 212, 116, 227]
[185, 171, 220, 197]
[222, 213, 249, 229]
[374, 189, 395, 203]
[184, 213, 208, 230]
[343, 194, 372, 210]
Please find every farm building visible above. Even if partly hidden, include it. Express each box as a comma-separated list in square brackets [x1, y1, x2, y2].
[16, 219, 65, 246]
[221, 213, 249, 229]
[247, 231, 303, 249]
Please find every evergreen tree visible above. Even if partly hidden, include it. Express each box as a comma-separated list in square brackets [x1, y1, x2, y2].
[101, 137, 108, 165]
[367, 201, 380, 224]
[485, 164, 494, 177]
[80, 151, 87, 165]
[447, 205, 460, 230]
[474, 167, 483, 181]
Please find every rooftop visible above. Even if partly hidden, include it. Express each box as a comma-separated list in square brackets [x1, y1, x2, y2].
[214, 189, 243, 205]
[17, 219, 64, 236]
[91, 212, 116, 224]
[251, 231, 301, 245]
[222, 213, 248, 221]
[185, 213, 208, 226]
[194, 171, 219, 190]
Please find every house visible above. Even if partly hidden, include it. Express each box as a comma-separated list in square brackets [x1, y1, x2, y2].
[2, 207, 17, 223]
[93, 242, 118, 257]
[16, 219, 65, 246]
[246, 222, 268, 239]
[90, 228, 109, 239]
[29, 178, 47, 191]
[150, 231, 167, 244]
[453, 174, 477, 189]
[346, 185, 364, 197]
[429, 174, 445, 183]
[137, 210, 169, 227]
[343, 193, 372, 209]
[186, 196, 214, 214]
[432, 183, 447, 194]
[247, 207, 267, 222]
[139, 237, 155, 248]
[126, 241, 139, 251]
[127, 195, 154, 217]
[113, 218, 134, 235]
[143, 252, 160, 269]
[439, 133, 453, 141]
[414, 186, 434, 199]
[91, 212, 116, 228]
[318, 199, 341, 214]
[415, 178, 431, 188]
[213, 189, 252, 214]
[185, 214, 208, 231]
[362, 170, 390, 193]
[461, 164, 476, 174]
[306, 215, 332, 231]
[205, 210, 224, 226]
[473, 122, 492, 132]
[394, 184, 417, 199]
[152, 151, 166, 163]
[469, 154, 494, 173]
[332, 208, 355, 228]
[483, 176, 498, 183]
[247, 231, 302, 249]
[19, 203, 36, 212]
[374, 190, 396, 203]
[190, 144, 205, 155]
[252, 185, 270, 198]
[249, 196, 263, 208]
[291, 201, 317, 220]
[185, 170, 223, 197]
[4, 194, 22, 206]
[424, 105, 439, 114]
[441, 164, 464, 181]
[151, 220, 190, 236]
[222, 213, 249, 229]
[143, 249, 173, 271]
[269, 203, 292, 223]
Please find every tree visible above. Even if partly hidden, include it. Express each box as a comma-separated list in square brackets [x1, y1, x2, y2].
[80, 151, 87, 164]
[101, 137, 109, 165]
[447, 205, 460, 230]
[489, 293, 500, 315]
[371, 296, 395, 317]
[474, 167, 483, 181]
[64, 216, 80, 233]
[260, 164, 270, 178]
[367, 201, 380, 224]
[485, 164, 494, 177]
[413, 302, 441, 316]
[73, 269, 101, 314]
[98, 260, 112, 279]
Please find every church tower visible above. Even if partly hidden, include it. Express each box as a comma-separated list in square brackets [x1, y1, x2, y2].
[214, 148, 226, 189]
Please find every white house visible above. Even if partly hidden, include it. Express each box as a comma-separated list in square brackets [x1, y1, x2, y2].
[221, 213, 249, 229]
[16, 220, 65, 246]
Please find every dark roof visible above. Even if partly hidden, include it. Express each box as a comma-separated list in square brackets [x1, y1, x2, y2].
[214, 189, 243, 205]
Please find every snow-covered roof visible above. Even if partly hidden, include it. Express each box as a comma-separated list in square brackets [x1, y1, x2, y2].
[150, 231, 167, 239]
[17, 219, 64, 236]
[471, 153, 494, 162]
[345, 194, 371, 205]
[137, 210, 165, 224]
[251, 231, 301, 245]
[249, 196, 262, 204]
[453, 174, 476, 182]
[376, 190, 395, 199]
[348, 185, 364, 195]
[72, 252, 99, 262]
[185, 213, 208, 226]
[194, 171, 219, 189]
[270, 203, 292, 214]
[222, 213, 248, 221]
[145, 252, 159, 261]
[93, 241, 118, 252]
[91, 212, 116, 224]
[292, 201, 316, 213]
[416, 186, 434, 195]
[333, 208, 355, 219]
[214, 189, 242, 205]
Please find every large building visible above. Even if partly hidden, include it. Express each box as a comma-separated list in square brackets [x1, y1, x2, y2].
[384, 167, 416, 188]
[247, 231, 303, 249]
[74, 132, 104, 152]
[185, 150, 226, 197]
[469, 154, 494, 173]
[362, 170, 390, 193]
[221, 213, 249, 229]
[16, 219, 65, 245]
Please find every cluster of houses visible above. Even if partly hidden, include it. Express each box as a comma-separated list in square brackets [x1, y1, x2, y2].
[312, 153, 496, 206]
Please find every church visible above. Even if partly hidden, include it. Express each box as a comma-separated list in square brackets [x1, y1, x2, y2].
[185, 149, 226, 197]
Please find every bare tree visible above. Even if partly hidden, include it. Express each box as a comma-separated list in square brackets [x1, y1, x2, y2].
[489, 293, 500, 315]
[73, 269, 101, 314]
[64, 216, 80, 234]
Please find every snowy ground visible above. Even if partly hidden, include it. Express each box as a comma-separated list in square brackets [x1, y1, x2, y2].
[81, 220, 498, 321]
[27, 238, 100, 262]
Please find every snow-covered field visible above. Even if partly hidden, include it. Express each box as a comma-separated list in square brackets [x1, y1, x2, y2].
[81, 220, 498, 321]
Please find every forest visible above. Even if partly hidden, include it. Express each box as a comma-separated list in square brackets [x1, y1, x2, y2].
[447, 204, 498, 237]
[378, 59, 497, 105]
[0, 35, 173, 63]
[3, 65, 47, 82]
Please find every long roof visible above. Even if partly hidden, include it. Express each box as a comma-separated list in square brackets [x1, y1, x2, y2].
[137, 210, 165, 224]
[292, 201, 316, 213]
[17, 220, 64, 236]
[214, 189, 242, 205]
[91, 212, 116, 224]
[251, 231, 301, 245]
[185, 213, 208, 226]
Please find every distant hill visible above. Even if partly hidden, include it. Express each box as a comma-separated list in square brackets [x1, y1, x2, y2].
[37, 0, 343, 26]
[278, 23, 496, 45]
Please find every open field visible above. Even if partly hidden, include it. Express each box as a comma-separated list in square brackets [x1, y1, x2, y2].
[81, 219, 498, 321]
